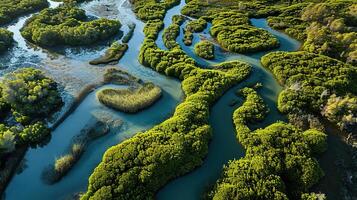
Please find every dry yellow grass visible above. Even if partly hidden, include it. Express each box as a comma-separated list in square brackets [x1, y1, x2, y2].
[97, 83, 162, 113]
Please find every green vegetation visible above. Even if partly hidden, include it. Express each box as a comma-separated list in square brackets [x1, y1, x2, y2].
[131, 0, 180, 21]
[322, 94, 357, 133]
[194, 40, 215, 59]
[261, 51, 357, 132]
[81, 13, 251, 197]
[97, 83, 162, 113]
[18, 122, 50, 148]
[143, 19, 164, 40]
[0, 0, 48, 25]
[0, 29, 14, 53]
[43, 121, 109, 184]
[183, 18, 207, 46]
[21, 5, 121, 47]
[89, 42, 128, 65]
[0, 67, 62, 170]
[210, 88, 327, 199]
[172, 15, 185, 25]
[211, 12, 279, 53]
[163, 23, 180, 49]
[0, 125, 16, 154]
[1, 68, 63, 121]
[267, 1, 357, 65]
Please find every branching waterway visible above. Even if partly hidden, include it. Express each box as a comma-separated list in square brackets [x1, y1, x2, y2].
[1, 0, 345, 199]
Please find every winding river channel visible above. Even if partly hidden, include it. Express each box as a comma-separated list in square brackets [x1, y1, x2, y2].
[1, 0, 345, 199]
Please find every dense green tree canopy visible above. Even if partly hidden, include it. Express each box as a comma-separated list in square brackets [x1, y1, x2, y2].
[211, 12, 280, 53]
[262, 51, 357, 131]
[21, 6, 121, 47]
[0, 0, 48, 25]
[0, 29, 14, 53]
[1, 68, 63, 118]
[194, 40, 215, 60]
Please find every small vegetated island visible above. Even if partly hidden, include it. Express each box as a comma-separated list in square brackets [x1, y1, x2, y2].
[183, 17, 207, 46]
[194, 40, 215, 60]
[0, 0, 49, 25]
[210, 11, 280, 53]
[97, 83, 162, 113]
[89, 42, 128, 65]
[21, 5, 121, 47]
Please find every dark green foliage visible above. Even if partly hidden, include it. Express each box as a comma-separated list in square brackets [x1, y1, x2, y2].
[1, 68, 63, 118]
[0, 29, 14, 53]
[143, 19, 164, 40]
[0, 125, 17, 154]
[163, 23, 180, 49]
[262, 51, 357, 113]
[0, 0, 48, 25]
[21, 6, 121, 47]
[210, 88, 327, 199]
[267, 3, 310, 41]
[268, 1, 357, 65]
[194, 40, 215, 59]
[89, 42, 128, 65]
[172, 15, 185, 25]
[183, 18, 207, 46]
[19, 122, 50, 148]
[131, 0, 180, 21]
[211, 12, 279, 53]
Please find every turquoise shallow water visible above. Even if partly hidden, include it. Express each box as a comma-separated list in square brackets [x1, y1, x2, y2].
[2, 0, 344, 199]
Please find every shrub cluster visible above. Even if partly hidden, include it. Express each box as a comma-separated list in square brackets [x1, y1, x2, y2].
[143, 19, 164, 40]
[183, 18, 207, 46]
[211, 12, 279, 53]
[194, 40, 215, 60]
[0, 68, 62, 155]
[162, 23, 181, 49]
[0, 68, 62, 124]
[97, 83, 162, 113]
[0, 0, 48, 25]
[210, 88, 327, 199]
[1, 68, 63, 119]
[21, 5, 121, 47]
[261, 51, 357, 132]
[131, 0, 180, 21]
[268, 1, 357, 65]
[0, 29, 13, 53]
